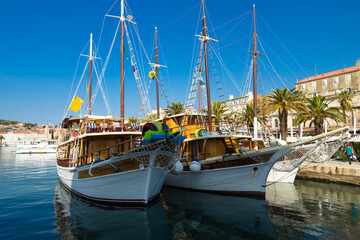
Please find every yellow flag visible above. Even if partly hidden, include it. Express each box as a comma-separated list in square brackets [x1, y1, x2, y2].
[69, 96, 84, 112]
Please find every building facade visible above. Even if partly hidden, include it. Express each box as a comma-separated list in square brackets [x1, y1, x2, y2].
[294, 60, 360, 132]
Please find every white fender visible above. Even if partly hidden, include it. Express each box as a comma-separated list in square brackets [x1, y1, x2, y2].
[189, 160, 201, 173]
[170, 161, 183, 175]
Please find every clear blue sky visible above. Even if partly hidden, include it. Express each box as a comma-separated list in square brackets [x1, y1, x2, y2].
[1, 0, 359, 125]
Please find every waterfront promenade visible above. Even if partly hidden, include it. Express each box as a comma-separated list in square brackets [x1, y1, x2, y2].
[297, 159, 360, 186]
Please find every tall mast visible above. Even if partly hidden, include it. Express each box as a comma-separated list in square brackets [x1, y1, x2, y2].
[120, 0, 125, 126]
[201, 0, 212, 131]
[88, 33, 93, 115]
[198, 43, 203, 113]
[252, 4, 258, 138]
[155, 27, 160, 118]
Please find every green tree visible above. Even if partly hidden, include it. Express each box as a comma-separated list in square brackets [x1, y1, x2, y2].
[263, 87, 305, 140]
[128, 117, 138, 123]
[238, 103, 267, 129]
[164, 102, 185, 116]
[145, 113, 157, 121]
[335, 90, 354, 122]
[0, 135, 4, 145]
[294, 95, 344, 135]
[211, 101, 227, 122]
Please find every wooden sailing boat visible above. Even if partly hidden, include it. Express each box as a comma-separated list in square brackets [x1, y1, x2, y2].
[56, 0, 183, 205]
[163, 1, 344, 197]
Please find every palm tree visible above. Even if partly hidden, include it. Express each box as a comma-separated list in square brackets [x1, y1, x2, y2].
[164, 102, 185, 116]
[0, 135, 4, 145]
[211, 101, 227, 122]
[294, 95, 344, 135]
[335, 90, 354, 122]
[238, 103, 267, 130]
[128, 117, 138, 123]
[145, 113, 157, 121]
[263, 87, 305, 140]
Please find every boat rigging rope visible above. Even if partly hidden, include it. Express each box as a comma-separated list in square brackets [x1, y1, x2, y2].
[208, 11, 252, 33]
[158, 2, 201, 31]
[218, 12, 251, 42]
[257, 36, 299, 81]
[208, 43, 242, 96]
[92, 61, 112, 115]
[256, 36, 287, 87]
[257, 57, 282, 89]
[62, 60, 90, 120]
[62, 42, 90, 121]
[184, 4, 202, 106]
[257, 12, 309, 78]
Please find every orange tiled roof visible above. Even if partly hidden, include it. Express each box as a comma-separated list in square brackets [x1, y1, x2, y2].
[13, 132, 32, 134]
[296, 65, 360, 84]
[0, 132, 8, 134]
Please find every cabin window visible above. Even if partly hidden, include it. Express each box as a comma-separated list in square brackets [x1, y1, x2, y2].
[322, 79, 327, 85]
[335, 89, 340, 94]
[345, 74, 351, 81]
[301, 84, 306, 89]
[187, 117, 196, 126]
[346, 87, 352, 92]
[333, 77, 339, 83]
[323, 91, 328, 96]
[274, 119, 279, 128]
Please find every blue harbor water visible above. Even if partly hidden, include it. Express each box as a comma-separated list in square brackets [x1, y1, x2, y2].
[1, 147, 359, 239]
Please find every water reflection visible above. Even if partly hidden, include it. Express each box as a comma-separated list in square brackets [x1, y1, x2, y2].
[266, 181, 360, 239]
[54, 181, 170, 239]
[53, 179, 360, 240]
[161, 187, 277, 239]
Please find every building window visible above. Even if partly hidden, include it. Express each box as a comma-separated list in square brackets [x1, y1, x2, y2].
[335, 89, 340, 94]
[345, 74, 351, 81]
[333, 77, 339, 83]
[346, 87, 352, 92]
[275, 119, 279, 128]
[312, 93, 317, 97]
[323, 91, 328, 96]
[312, 82, 316, 87]
[302, 84, 306, 89]
[322, 79, 327, 85]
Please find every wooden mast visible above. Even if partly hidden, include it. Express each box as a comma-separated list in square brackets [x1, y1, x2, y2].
[120, 0, 125, 128]
[155, 27, 160, 119]
[252, 4, 258, 138]
[198, 43, 203, 113]
[201, 0, 212, 131]
[88, 33, 93, 115]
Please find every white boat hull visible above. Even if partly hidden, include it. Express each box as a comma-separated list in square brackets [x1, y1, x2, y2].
[165, 148, 292, 196]
[267, 167, 299, 183]
[16, 148, 57, 154]
[57, 165, 168, 205]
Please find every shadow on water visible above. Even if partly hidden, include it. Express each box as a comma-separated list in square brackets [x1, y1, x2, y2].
[53, 180, 170, 240]
[161, 187, 277, 240]
[54, 181, 278, 240]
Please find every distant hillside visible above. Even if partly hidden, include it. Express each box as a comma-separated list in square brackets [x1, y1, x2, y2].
[0, 119, 37, 127]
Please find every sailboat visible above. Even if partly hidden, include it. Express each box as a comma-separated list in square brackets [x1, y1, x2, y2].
[56, 0, 183, 206]
[163, 1, 344, 197]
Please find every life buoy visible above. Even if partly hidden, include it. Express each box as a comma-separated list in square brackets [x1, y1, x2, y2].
[195, 129, 206, 137]
[148, 71, 156, 79]
[153, 122, 163, 131]
[142, 123, 157, 136]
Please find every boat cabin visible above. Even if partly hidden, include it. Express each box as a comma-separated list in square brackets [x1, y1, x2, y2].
[57, 116, 142, 167]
